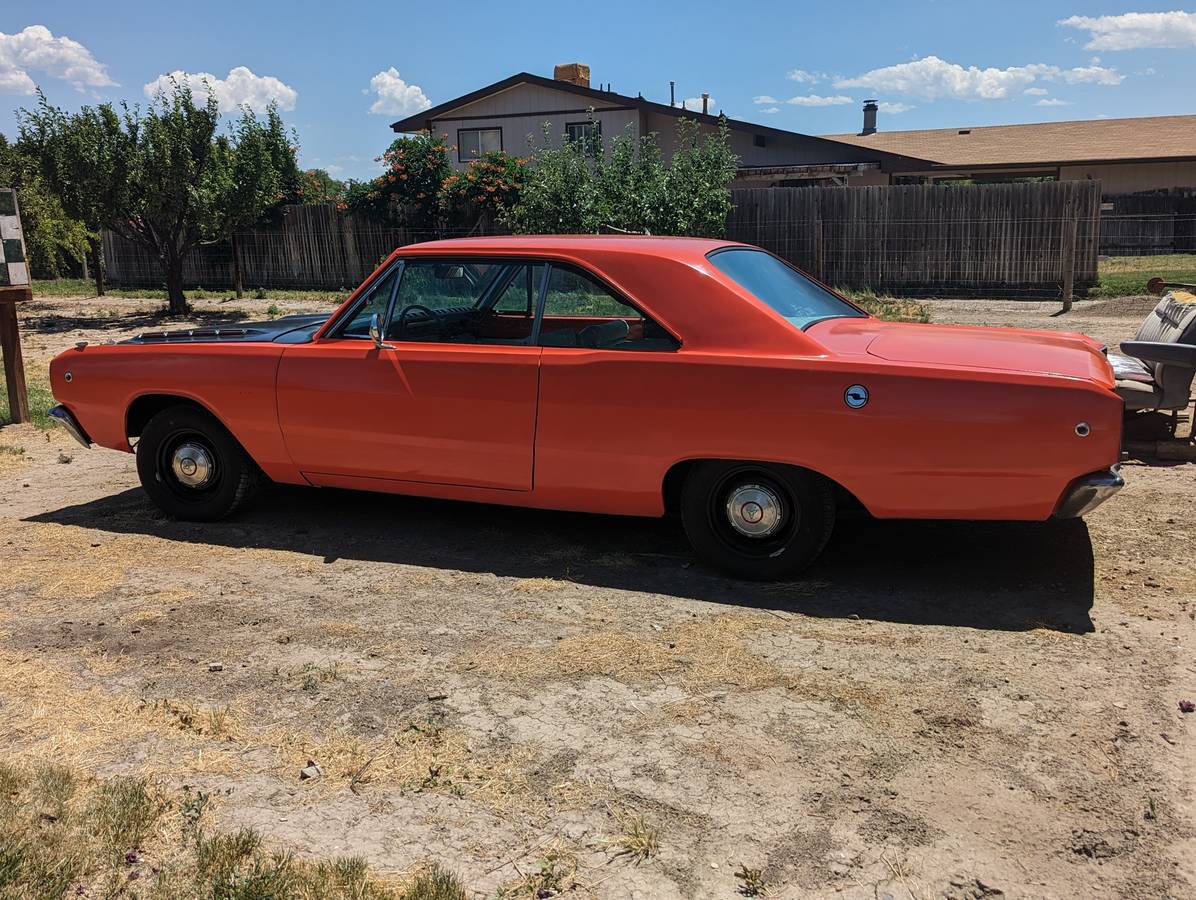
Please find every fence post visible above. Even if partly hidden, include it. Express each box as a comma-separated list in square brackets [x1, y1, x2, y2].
[340, 212, 362, 286]
[813, 216, 825, 282]
[1, 289, 31, 424]
[1060, 217, 1077, 313]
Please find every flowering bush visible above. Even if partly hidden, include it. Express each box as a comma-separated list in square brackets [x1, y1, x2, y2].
[346, 132, 451, 228]
[442, 151, 527, 223]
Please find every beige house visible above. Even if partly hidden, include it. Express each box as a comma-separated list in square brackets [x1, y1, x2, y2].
[391, 65, 1196, 195]
[389, 65, 925, 187]
[822, 111, 1196, 194]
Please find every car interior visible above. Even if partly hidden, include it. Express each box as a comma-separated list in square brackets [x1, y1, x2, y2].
[339, 259, 679, 351]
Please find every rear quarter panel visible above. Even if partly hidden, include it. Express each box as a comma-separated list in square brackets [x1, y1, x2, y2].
[534, 349, 1123, 520]
[49, 344, 302, 483]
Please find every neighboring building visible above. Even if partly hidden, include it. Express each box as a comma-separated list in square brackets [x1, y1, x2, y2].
[822, 109, 1196, 194]
[389, 64, 926, 187]
[390, 65, 1196, 195]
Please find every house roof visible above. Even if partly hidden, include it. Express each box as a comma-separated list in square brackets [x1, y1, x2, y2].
[821, 114, 1196, 169]
[390, 72, 926, 167]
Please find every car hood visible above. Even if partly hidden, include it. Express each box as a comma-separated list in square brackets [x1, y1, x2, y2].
[122, 314, 328, 345]
[808, 318, 1115, 387]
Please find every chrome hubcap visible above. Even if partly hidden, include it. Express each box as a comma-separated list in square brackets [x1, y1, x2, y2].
[171, 442, 214, 488]
[725, 483, 783, 538]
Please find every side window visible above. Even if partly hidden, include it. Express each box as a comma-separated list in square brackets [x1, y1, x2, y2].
[339, 266, 399, 339]
[538, 265, 678, 351]
[386, 259, 534, 345]
[493, 264, 545, 315]
[542, 266, 640, 319]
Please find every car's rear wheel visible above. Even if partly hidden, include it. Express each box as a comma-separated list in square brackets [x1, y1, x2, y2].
[680, 461, 835, 580]
[136, 405, 261, 521]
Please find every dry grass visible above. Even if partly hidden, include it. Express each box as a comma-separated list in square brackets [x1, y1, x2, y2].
[466, 613, 791, 690]
[0, 642, 554, 814]
[602, 812, 661, 864]
[268, 715, 539, 812]
[0, 761, 452, 899]
[496, 841, 580, 898]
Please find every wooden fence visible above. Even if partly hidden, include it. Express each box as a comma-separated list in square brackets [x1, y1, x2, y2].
[1098, 189, 1196, 255]
[726, 181, 1101, 296]
[103, 180, 1103, 297]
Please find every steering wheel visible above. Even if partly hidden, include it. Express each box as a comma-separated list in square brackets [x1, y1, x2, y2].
[396, 304, 438, 340]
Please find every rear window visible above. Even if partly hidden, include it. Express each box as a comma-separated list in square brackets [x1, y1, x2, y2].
[708, 248, 865, 329]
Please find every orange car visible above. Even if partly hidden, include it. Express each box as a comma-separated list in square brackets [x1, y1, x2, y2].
[48, 236, 1124, 579]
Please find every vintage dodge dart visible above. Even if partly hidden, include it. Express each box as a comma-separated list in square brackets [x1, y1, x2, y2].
[48, 236, 1124, 579]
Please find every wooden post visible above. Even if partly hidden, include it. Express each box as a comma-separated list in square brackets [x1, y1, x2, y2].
[0, 287, 31, 425]
[1060, 217, 1077, 313]
[813, 216, 825, 282]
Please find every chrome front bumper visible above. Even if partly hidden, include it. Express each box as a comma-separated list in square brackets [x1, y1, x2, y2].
[48, 404, 92, 448]
[1056, 466, 1124, 519]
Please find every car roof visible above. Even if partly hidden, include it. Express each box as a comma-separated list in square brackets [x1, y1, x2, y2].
[402, 234, 740, 261]
[328, 235, 833, 355]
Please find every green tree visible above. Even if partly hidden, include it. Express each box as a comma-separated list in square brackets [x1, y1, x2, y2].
[210, 104, 298, 298]
[17, 93, 134, 295]
[503, 117, 738, 237]
[298, 168, 346, 204]
[0, 134, 88, 279]
[662, 117, 738, 237]
[502, 124, 601, 234]
[345, 132, 450, 231]
[20, 81, 302, 314]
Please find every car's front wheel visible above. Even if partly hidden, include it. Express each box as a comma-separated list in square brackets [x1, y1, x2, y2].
[680, 461, 835, 580]
[135, 404, 261, 521]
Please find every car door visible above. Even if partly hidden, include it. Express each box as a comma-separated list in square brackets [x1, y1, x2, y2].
[530, 264, 684, 514]
[276, 258, 542, 492]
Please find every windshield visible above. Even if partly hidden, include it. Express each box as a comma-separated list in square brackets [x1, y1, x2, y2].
[707, 248, 865, 329]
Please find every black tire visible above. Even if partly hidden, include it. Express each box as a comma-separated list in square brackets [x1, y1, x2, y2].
[135, 404, 261, 521]
[680, 461, 835, 581]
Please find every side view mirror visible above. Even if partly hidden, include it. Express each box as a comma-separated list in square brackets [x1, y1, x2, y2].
[369, 313, 394, 349]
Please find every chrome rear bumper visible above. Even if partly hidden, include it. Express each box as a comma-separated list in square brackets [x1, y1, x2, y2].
[1055, 466, 1123, 519]
[48, 405, 92, 448]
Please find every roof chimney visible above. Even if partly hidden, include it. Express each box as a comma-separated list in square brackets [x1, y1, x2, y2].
[554, 63, 590, 88]
[861, 99, 878, 136]
[702, 92, 710, 115]
[669, 80, 675, 107]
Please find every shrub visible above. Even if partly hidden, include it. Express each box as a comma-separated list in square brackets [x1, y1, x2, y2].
[441, 151, 527, 227]
[347, 132, 451, 230]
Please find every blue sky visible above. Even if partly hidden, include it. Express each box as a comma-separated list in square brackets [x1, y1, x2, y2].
[2, 1, 1194, 180]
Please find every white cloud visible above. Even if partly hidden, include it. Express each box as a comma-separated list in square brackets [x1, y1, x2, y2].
[1059, 11, 1196, 50]
[834, 55, 1123, 100]
[785, 94, 854, 106]
[1036, 97, 1070, 106]
[0, 24, 115, 94]
[786, 68, 820, 83]
[836, 56, 1054, 99]
[758, 106, 781, 114]
[144, 66, 297, 113]
[1024, 87, 1049, 95]
[681, 96, 718, 112]
[367, 67, 431, 116]
[878, 101, 914, 114]
[753, 94, 779, 104]
[1060, 64, 1124, 85]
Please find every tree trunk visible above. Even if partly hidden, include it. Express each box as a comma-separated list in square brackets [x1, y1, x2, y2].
[86, 236, 105, 297]
[165, 254, 187, 316]
[231, 232, 244, 299]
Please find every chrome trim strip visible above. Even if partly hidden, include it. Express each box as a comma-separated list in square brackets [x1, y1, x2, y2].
[1055, 466, 1123, 519]
[47, 404, 92, 448]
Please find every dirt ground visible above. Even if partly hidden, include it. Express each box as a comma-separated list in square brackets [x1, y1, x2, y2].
[2, 291, 1195, 899]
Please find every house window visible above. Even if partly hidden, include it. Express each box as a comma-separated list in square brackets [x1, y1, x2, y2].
[457, 127, 502, 162]
[565, 121, 602, 149]
[753, 134, 767, 148]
